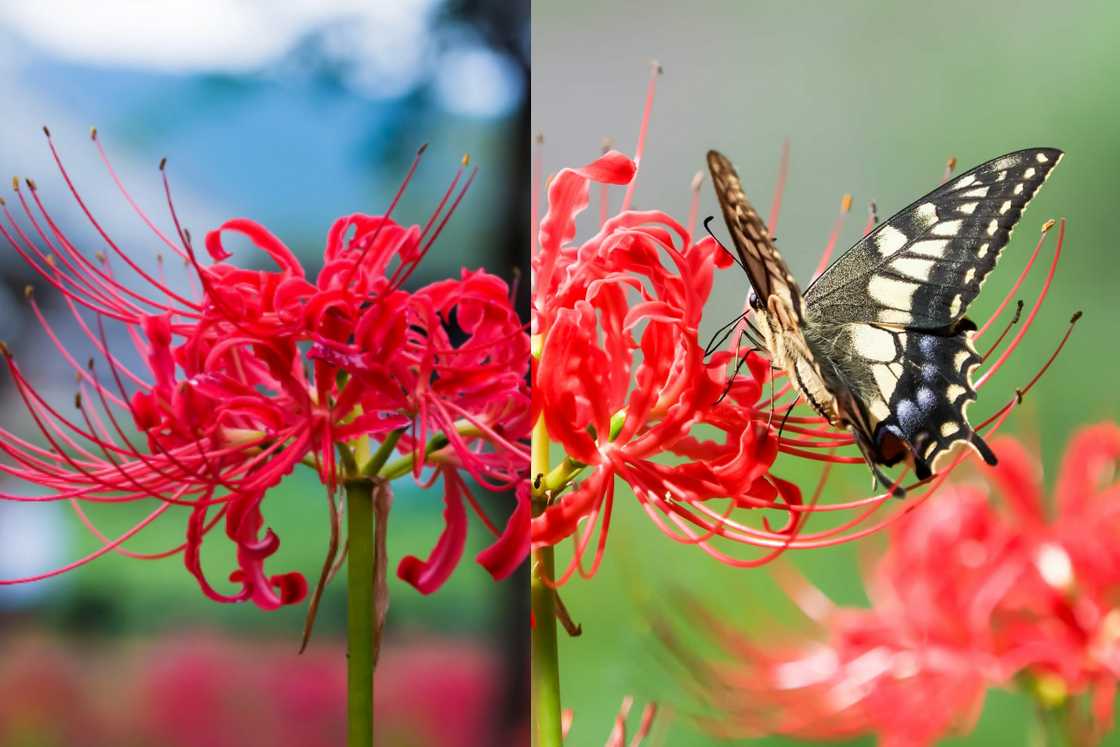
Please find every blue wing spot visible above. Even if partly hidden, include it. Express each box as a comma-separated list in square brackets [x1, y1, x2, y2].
[896, 399, 920, 431]
[917, 387, 937, 410]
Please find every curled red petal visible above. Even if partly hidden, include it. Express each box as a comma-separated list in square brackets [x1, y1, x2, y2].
[476, 482, 530, 581]
[398, 470, 469, 594]
[205, 218, 305, 276]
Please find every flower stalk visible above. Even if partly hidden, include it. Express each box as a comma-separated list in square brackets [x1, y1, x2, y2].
[346, 477, 376, 747]
[532, 414, 564, 747]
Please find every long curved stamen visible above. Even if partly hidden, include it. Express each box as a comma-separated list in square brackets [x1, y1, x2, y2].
[767, 139, 791, 234]
[977, 219, 1064, 388]
[42, 135, 201, 311]
[812, 194, 853, 280]
[342, 142, 428, 288]
[620, 60, 661, 212]
[88, 128, 189, 260]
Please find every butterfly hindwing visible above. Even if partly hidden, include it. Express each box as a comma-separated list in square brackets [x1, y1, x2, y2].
[809, 321, 994, 480]
[804, 148, 1063, 329]
[707, 150, 805, 321]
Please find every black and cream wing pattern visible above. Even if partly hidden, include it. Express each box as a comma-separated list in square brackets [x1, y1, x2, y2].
[708, 147, 1063, 487]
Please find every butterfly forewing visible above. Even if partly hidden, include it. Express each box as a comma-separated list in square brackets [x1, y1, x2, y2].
[707, 150, 805, 321]
[804, 148, 1063, 329]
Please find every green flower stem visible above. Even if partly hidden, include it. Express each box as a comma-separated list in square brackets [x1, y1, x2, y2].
[533, 409, 628, 499]
[531, 415, 563, 747]
[361, 429, 404, 477]
[346, 478, 376, 747]
[377, 421, 483, 480]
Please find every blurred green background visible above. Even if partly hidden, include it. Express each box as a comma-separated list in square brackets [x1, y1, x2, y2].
[532, 0, 1120, 744]
[0, 1, 528, 745]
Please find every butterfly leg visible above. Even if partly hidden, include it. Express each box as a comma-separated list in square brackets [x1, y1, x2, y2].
[713, 331, 760, 406]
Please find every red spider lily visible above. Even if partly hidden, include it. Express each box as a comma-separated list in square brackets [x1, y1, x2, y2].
[668, 424, 1120, 746]
[530, 65, 1076, 583]
[0, 130, 529, 609]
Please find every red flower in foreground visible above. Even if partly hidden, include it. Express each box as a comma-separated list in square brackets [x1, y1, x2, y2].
[0, 131, 529, 608]
[530, 66, 1074, 582]
[671, 424, 1120, 746]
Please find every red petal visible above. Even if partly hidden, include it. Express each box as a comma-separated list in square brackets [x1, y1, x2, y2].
[476, 483, 530, 581]
[988, 436, 1045, 526]
[398, 471, 468, 594]
[1055, 422, 1120, 519]
[205, 218, 305, 277]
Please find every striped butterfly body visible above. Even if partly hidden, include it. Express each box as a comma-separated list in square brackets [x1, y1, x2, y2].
[707, 148, 1063, 493]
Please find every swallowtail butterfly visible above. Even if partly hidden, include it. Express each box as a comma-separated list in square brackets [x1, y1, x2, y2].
[707, 148, 1062, 494]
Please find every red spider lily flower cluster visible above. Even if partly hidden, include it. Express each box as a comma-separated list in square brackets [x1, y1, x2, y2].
[0, 130, 529, 609]
[530, 66, 1073, 582]
[672, 424, 1120, 747]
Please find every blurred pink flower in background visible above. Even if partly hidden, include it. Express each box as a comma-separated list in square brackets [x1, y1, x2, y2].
[0, 631, 502, 747]
[669, 423, 1120, 746]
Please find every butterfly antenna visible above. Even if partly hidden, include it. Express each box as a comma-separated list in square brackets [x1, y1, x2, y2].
[702, 215, 747, 273]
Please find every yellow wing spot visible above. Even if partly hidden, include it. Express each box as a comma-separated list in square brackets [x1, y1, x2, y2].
[892, 257, 935, 282]
[915, 202, 938, 229]
[949, 294, 963, 317]
[878, 309, 912, 325]
[868, 276, 920, 308]
[871, 364, 897, 398]
[851, 324, 898, 363]
[911, 240, 948, 258]
[875, 225, 908, 257]
[932, 220, 962, 237]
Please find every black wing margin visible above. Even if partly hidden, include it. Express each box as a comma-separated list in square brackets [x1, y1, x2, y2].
[707, 150, 805, 320]
[804, 148, 1063, 329]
